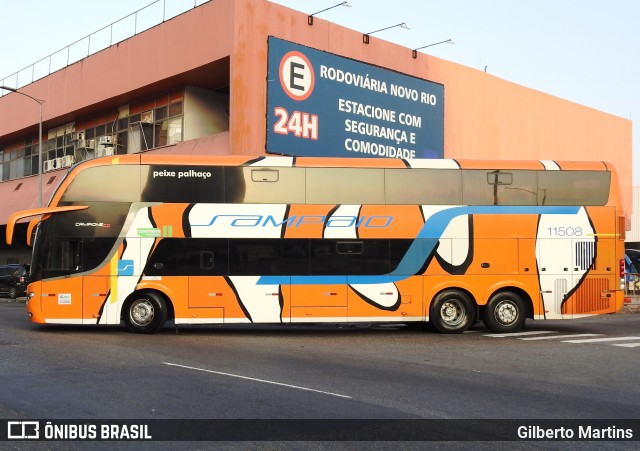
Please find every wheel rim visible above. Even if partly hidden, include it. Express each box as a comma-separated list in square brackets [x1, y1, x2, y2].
[440, 299, 466, 327]
[9, 287, 16, 298]
[130, 299, 155, 327]
[494, 300, 518, 326]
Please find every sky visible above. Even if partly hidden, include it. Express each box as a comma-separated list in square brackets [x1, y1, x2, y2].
[1, 0, 638, 181]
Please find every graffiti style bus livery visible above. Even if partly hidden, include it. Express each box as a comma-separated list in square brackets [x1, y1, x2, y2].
[6, 155, 626, 334]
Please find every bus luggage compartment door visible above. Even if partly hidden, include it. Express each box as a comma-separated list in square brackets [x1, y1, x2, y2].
[186, 276, 226, 324]
[290, 283, 347, 323]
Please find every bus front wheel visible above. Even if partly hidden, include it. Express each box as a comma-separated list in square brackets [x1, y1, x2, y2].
[123, 292, 168, 334]
[429, 290, 475, 334]
[483, 292, 526, 334]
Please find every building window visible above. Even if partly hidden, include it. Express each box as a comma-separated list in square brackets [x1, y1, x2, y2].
[1, 90, 185, 181]
[0, 148, 23, 181]
[127, 97, 183, 153]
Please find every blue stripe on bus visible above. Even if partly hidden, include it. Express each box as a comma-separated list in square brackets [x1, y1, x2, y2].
[255, 275, 409, 285]
[257, 205, 581, 286]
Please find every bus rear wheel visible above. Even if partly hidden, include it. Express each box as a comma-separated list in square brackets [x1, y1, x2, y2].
[483, 292, 526, 334]
[429, 290, 475, 334]
[123, 292, 167, 334]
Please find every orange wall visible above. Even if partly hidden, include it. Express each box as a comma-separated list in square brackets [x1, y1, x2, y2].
[0, 0, 234, 138]
[231, 0, 632, 218]
[0, 0, 632, 218]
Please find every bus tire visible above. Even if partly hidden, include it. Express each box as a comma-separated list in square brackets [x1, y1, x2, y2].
[123, 291, 168, 334]
[483, 291, 526, 334]
[429, 290, 475, 334]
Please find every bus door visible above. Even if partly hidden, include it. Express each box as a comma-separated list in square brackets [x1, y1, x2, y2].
[34, 221, 123, 324]
[82, 275, 110, 325]
[37, 238, 85, 323]
[80, 239, 121, 325]
[38, 277, 84, 323]
[517, 238, 543, 316]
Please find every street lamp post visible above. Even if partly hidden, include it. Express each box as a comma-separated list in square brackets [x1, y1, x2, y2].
[412, 38, 455, 58]
[0, 86, 45, 208]
[307, 1, 351, 26]
[363, 22, 410, 44]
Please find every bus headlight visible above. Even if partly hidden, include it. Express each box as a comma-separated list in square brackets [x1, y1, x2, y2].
[27, 292, 35, 304]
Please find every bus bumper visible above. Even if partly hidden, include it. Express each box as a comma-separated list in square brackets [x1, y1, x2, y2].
[615, 290, 625, 313]
[26, 282, 46, 324]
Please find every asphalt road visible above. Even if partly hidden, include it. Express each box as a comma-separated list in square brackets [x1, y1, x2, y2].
[0, 298, 639, 450]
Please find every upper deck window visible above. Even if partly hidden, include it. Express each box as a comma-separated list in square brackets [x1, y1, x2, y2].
[59, 164, 611, 207]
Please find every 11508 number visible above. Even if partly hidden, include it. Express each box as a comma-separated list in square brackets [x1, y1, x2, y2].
[547, 227, 583, 237]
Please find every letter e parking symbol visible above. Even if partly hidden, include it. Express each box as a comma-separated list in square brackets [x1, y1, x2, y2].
[279, 51, 315, 101]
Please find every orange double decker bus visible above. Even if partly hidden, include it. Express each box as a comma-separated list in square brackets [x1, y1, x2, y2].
[6, 154, 626, 334]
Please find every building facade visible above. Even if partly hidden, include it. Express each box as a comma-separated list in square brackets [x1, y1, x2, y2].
[0, 0, 632, 263]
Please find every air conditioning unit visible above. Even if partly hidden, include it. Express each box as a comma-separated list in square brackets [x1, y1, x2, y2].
[95, 147, 115, 158]
[74, 147, 92, 163]
[98, 136, 114, 145]
[76, 139, 95, 150]
[61, 155, 75, 168]
[71, 131, 85, 141]
[43, 160, 56, 172]
[141, 111, 154, 124]
[53, 157, 64, 169]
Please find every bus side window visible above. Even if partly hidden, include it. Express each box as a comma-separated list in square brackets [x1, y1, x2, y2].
[307, 168, 385, 204]
[251, 169, 279, 182]
[385, 168, 462, 205]
[493, 170, 538, 206]
[43, 240, 82, 277]
[464, 170, 538, 206]
[82, 238, 118, 273]
[462, 170, 495, 205]
[310, 239, 389, 275]
[226, 167, 305, 204]
[336, 241, 363, 255]
[144, 238, 229, 276]
[144, 239, 176, 276]
[537, 171, 611, 206]
[229, 239, 305, 275]
[200, 251, 214, 270]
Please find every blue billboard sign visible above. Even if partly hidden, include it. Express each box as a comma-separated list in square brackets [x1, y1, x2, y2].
[266, 37, 444, 159]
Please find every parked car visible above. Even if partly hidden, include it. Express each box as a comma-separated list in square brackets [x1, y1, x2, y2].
[625, 250, 640, 294]
[0, 264, 30, 299]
